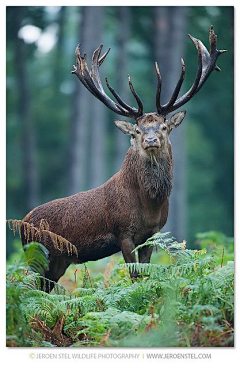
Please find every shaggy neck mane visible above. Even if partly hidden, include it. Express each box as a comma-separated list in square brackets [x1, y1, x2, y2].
[121, 147, 173, 200]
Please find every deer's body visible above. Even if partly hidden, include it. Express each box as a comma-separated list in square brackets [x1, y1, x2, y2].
[18, 26, 226, 289]
[22, 122, 173, 283]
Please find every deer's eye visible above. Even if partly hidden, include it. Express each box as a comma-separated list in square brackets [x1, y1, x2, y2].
[135, 129, 141, 134]
[162, 126, 167, 131]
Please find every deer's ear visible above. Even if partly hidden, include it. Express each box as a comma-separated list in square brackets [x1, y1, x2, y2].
[114, 120, 135, 136]
[167, 111, 186, 131]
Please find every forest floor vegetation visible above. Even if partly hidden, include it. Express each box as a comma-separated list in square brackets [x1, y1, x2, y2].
[6, 231, 234, 347]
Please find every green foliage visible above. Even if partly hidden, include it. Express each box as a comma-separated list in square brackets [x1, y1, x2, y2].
[23, 242, 49, 276]
[6, 232, 234, 347]
[196, 230, 234, 265]
[196, 230, 234, 250]
[6, 242, 50, 346]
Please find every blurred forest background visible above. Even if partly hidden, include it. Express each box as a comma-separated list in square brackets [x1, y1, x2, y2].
[6, 6, 234, 258]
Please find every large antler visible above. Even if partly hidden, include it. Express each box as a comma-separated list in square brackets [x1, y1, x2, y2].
[156, 25, 227, 116]
[71, 45, 143, 119]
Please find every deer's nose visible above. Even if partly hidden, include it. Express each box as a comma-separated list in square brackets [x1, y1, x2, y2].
[144, 137, 158, 145]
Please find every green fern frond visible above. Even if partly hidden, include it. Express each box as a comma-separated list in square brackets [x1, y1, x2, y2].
[23, 242, 49, 276]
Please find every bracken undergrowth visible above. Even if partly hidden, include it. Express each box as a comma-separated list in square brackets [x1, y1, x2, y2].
[6, 231, 234, 347]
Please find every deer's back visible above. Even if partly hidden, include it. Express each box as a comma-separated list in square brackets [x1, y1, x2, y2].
[22, 175, 133, 260]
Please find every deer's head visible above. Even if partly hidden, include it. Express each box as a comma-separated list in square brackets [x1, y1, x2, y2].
[72, 26, 226, 159]
[114, 112, 186, 158]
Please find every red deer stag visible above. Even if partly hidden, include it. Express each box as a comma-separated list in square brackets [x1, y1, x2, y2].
[8, 26, 226, 290]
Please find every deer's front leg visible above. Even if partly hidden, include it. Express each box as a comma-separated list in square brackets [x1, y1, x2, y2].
[121, 238, 139, 279]
[138, 246, 153, 264]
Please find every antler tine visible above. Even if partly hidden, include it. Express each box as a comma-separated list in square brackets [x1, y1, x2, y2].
[209, 25, 227, 71]
[105, 77, 138, 114]
[209, 25, 227, 57]
[161, 58, 186, 113]
[161, 25, 227, 115]
[209, 25, 217, 55]
[128, 74, 144, 117]
[72, 44, 144, 119]
[161, 38, 202, 115]
[98, 47, 111, 66]
[155, 62, 162, 114]
[90, 45, 104, 91]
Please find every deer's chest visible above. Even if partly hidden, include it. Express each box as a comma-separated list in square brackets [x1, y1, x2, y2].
[132, 201, 163, 244]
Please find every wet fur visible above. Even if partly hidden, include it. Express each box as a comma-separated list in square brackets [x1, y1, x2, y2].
[16, 112, 184, 289]
[19, 142, 172, 290]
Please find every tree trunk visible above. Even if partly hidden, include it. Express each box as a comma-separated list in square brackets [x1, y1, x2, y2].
[54, 6, 66, 90]
[68, 6, 105, 193]
[14, 8, 39, 211]
[89, 88, 106, 189]
[89, 7, 106, 189]
[153, 6, 188, 241]
[114, 7, 131, 172]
